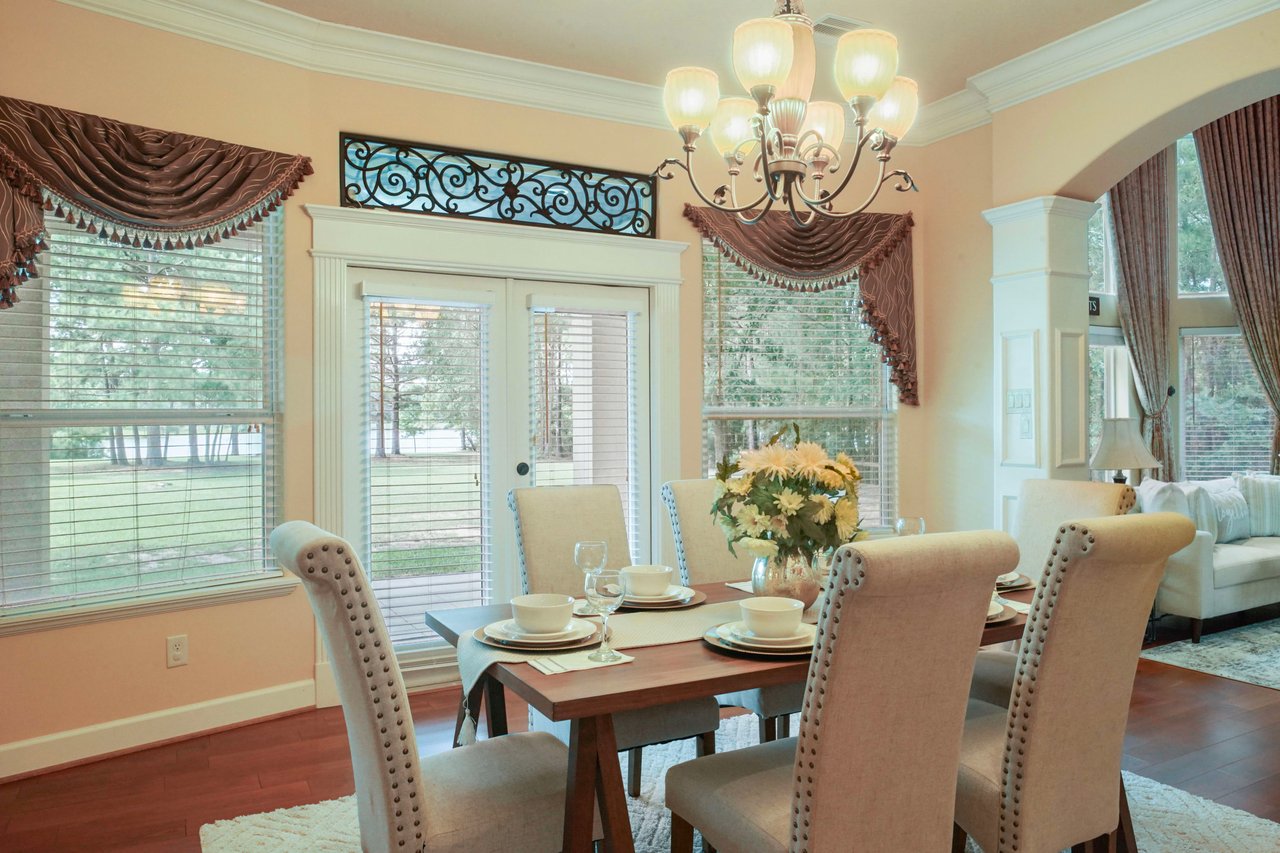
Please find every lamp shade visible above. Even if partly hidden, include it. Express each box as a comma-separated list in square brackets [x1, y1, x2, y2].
[799, 100, 846, 152]
[774, 16, 816, 103]
[867, 76, 919, 140]
[733, 17, 795, 93]
[833, 29, 899, 102]
[709, 97, 759, 158]
[1089, 418, 1162, 471]
[663, 67, 720, 133]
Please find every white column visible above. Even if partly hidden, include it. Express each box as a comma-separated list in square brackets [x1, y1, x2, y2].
[984, 196, 1098, 531]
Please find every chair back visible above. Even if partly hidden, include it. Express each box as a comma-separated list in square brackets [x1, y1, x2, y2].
[661, 479, 755, 585]
[792, 530, 1019, 852]
[508, 484, 631, 595]
[269, 521, 425, 853]
[1011, 479, 1136, 577]
[997, 512, 1194, 852]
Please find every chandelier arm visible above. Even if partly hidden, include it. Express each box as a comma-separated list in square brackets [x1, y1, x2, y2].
[658, 151, 775, 214]
[755, 123, 787, 203]
[733, 192, 778, 225]
[797, 163, 916, 219]
[793, 126, 880, 206]
[784, 183, 820, 230]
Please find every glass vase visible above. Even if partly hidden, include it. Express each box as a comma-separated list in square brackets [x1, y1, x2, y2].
[751, 551, 822, 610]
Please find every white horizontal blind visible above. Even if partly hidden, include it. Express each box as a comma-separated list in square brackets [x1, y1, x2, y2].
[1181, 331, 1276, 478]
[364, 299, 491, 649]
[701, 245, 897, 527]
[529, 307, 640, 563]
[0, 213, 281, 613]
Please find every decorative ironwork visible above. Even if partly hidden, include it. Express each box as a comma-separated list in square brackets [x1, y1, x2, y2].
[340, 133, 656, 238]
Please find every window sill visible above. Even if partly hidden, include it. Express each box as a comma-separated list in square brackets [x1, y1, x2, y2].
[0, 574, 299, 638]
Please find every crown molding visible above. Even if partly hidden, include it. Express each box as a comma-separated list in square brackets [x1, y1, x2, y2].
[59, 0, 1280, 148]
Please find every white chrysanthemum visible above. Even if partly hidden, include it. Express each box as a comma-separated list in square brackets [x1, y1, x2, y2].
[810, 494, 835, 524]
[835, 498, 860, 540]
[739, 537, 779, 558]
[816, 467, 845, 490]
[739, 444, 790, 479]
[735, 504, 770, 537]
[835, 452, 862, 481]
[788, 442, 831, 480]
[725, 475, 753, 496]
[775, 488, 805, 516]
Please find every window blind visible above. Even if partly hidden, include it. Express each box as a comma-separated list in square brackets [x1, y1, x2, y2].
[701, 244, 897, 528]
[1182, 331, 1276, 478]
[0, 213, 281, 613]
[364, 300, 491, 650]
[529, 307, 641, 563]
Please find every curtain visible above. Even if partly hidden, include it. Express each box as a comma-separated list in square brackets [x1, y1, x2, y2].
[0, 95, 313, 308]
[684, 204, 918, 405]
[1194, 96, 1280, 474]
[1109, 153, 1176, 481]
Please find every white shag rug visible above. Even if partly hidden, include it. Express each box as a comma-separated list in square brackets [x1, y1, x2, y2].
[1142, 617, 1280, 690]
[202, 714, 1280, 852]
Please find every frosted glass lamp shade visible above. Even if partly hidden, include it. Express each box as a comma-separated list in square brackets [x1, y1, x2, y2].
[1089, 418, 1161, 471]
[867, 77, 919, 140]
[733, 18, 795, 93]
[663, 67, 720, 133]
[799, 101, 846, 152]
[709, 97, 759, 158]
[774, 17, 816, 103]
[834, 29, 899, 102]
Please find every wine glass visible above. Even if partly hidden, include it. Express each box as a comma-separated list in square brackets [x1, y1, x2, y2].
[895, 516, 926, 537]
[584, 569, 625, 663]
[574, 541, 608, 614]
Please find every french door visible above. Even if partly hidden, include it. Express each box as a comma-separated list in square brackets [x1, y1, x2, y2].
[356, 270, 650, 650]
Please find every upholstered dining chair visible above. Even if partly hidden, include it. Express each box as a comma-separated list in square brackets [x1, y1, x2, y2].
[662, 478, 805, 743]
[508, 484, 721, 798]
[1010, 479, 1136, 580]
[666, 530, 1020, 853]
[270, 520, 592, 853]
[950, 512, 1195, 853]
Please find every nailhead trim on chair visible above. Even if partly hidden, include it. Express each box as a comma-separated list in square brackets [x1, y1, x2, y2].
[996, 522, 1096, 853]
[660, 483, 693, 587]
[507, 491, 534, 594]
[1118, 486, 1136, 515]
[301, 540, 426, 851]
[789, 545, 868, 853]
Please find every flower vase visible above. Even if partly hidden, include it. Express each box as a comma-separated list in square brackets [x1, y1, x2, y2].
[751, 551, 822, 610]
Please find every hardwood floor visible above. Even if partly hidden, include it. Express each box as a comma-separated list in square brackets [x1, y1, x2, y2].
[3, 633, 1279, 851]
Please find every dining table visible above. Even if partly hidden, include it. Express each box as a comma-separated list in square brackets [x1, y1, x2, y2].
[424, 579, 1034, 853]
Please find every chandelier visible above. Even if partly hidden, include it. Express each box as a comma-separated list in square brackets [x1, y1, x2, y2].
[653, 0, 918, 228]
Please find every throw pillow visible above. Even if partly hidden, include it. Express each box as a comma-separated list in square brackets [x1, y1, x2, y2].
[1238, 474, 1280, 537]
[1204, 484, 1251, 543]
[1174, 483, 1218, 541]
[1134, 479, 1191, 517]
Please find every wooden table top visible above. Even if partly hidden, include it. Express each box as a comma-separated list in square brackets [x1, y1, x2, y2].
[424, 581, 1033, 723]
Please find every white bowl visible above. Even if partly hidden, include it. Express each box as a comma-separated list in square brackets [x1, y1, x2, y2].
[739, 596, 805, 638]
[622, 564, 674, 597]
[510, 593, 574, 635]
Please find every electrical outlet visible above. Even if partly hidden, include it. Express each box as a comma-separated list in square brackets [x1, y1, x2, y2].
[167, 634, 188, 668]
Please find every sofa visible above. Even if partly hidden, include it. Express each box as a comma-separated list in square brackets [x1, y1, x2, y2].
[1139, 475, 1280, 642]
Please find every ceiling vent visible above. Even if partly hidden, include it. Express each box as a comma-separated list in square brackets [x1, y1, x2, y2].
[811, 14, 870, 41]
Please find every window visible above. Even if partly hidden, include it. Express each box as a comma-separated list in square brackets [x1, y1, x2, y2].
[1086, 196, 1116, 294]
[701, 245, 897, 528]
[0, 213, 281, 614]
[1176, 135, 1228, 295]
[1181, 331, 1276, 478]
[1087, 329, 1132, 473]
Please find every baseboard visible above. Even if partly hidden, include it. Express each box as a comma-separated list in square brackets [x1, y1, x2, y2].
[314, 660, 340, 709]
[0, 679, 314, 781]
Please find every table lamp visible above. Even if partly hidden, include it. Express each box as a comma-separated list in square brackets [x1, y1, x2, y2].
[1089, 417, 1161, 484]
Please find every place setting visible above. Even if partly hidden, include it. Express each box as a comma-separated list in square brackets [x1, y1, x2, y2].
[703, 596, 817, 658]
[995, 568, 1034, 593]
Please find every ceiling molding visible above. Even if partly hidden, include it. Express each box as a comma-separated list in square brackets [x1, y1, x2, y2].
[58, 0, 1280, 148]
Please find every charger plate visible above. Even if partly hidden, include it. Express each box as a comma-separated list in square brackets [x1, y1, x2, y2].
[986, 604, 1018, 625]
[619, 590, 707, 611]
[701, 625, 814, 658]
[472, 623, 606, 652]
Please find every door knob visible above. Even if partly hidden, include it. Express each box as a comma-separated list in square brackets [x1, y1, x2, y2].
[516, 462, 530, 475]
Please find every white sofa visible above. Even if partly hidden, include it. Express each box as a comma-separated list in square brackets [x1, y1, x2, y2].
[1140, 476, 1280, 642]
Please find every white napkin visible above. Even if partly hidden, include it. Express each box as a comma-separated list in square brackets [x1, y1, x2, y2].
[528, 649, 635, 675]
[996, 596, 1032, 614]
[725, 580, 754, 593]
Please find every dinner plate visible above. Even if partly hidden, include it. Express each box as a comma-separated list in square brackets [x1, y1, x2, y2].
[624, 584, 693, 603]
[996, 571, 1020, 585]
[985, 604, 1018, 625]
[619, 590, 707, 611]
[472, 622, 606, 652]
[716, 621, 816, 649]
[988, 599, 1003, 619]
[483, 618, 595, 645]
[996, 573, 1034, 591]
[702, 627, 814, 658]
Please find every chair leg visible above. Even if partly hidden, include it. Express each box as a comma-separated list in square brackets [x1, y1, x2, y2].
[670, 813, 695, 853]
[951, 823, 968, 853]
[778, 713, 791, 739]
[627, 747, 643, 797]
[1117, 776, 1138, 853]
[696, 730, 716, 757]
[759, 715, 778, 743]
[1191, 617, 1203, 643]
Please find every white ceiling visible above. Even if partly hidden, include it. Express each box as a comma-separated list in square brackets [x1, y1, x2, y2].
[260, 0, 1148, 104]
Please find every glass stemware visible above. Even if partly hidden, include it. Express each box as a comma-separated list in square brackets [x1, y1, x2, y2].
[895, 516, 926, 537]
[584, 569, 625, 663]
[574, 540, 608, 615]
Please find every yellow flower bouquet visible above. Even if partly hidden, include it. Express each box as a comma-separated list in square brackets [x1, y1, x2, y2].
[712, 424, 864, 564]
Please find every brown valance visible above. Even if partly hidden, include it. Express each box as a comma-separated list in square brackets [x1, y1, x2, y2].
[0, 95, 313, 308]
[685, 204, 918, 405]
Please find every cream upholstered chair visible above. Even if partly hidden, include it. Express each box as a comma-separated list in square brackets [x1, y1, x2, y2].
[951, 513, 1195, 853]
[508, 484, 721, 797]
[666, 530, 1020, 853]
[270, 521, 584, 853]
[662, 478, 805, 742]
[1010, 479, 1136, 579]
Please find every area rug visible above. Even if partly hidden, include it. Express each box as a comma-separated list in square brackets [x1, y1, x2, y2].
[1141, 617, 1280, 690]
[201, 713, 1280, 852]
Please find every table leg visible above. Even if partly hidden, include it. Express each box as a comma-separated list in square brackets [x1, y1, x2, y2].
[1116, 776, 1137, 853]
[562, 715, 635, 853]
[594, 714, 634, 853]
[483, 677, 509, 737]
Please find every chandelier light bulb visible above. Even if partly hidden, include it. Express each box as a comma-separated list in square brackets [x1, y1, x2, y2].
[867, 77, 919, 141]
[799, 100, 846, 152]
[833, 29, 899, 103]
[732, 17, 795, 96]
[709, 97, 760, 159]
[663, 67, 720, 134]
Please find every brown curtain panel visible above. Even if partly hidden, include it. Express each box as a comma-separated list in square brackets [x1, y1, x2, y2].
[0, 95, 313, 308]
[1110, 152, 1176, 481]
[1194, 96, 1280, 474]
[684, 204, 918, 405]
